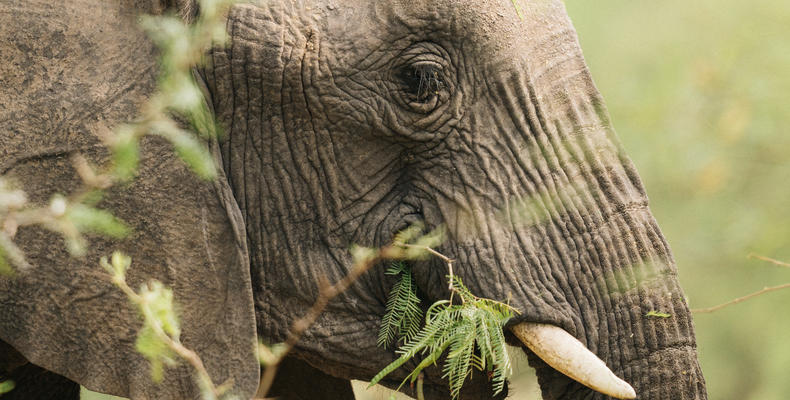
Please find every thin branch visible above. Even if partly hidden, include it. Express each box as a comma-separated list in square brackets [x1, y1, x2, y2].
[401, 243, 520, 314]
[403, 243, 455, 291]
[111, 274, 227, 399]
[257, 244, 397, 396]
[417, 372, 425, 400]
[692, 283, 790, 314]
[748, 253, 790, 269]
[257, 230, 520, 398]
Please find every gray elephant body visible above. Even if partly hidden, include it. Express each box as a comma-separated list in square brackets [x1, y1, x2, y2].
[0, 0, 707, 399]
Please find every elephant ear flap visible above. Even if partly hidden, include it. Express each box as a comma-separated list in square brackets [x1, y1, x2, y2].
[0, 1, 259, 399]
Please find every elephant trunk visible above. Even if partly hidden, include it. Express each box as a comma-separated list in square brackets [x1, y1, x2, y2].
[409, 37, 708, 397]
[499, 177, 707, 399]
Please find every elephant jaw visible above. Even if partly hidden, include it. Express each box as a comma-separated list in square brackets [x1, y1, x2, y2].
[511, 322, 636, 400]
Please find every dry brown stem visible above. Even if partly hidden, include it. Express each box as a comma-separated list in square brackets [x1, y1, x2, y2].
[748, 253, 790, 269]
[692, 254, 790, 314]
[111, 275, 230, 399]
[692, 283, 790, 314]
[256, 243, 398, 396]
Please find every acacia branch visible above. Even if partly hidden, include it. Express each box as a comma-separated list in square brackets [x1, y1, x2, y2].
[401, 243, 518, 314]
[257, 243, 402, 396]
[748, 253, 790, 269]
[404, 243, 455, 290]
[692, 254, 790, 314]
[110, 274, 229, 399]
[691, 283, 790, 314]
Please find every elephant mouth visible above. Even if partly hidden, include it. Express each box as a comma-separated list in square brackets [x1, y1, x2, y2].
[510, 322, 636, 399]
[380, 263, 634, 398]
[376, 321, 635, 399]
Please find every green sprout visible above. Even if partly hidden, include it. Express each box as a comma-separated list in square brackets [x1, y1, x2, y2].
[373, 273, 515, 399]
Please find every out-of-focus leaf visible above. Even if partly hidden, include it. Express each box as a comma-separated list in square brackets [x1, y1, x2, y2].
[101, 251, 132, 279]
[412, 226, 446, 250]
[136, 325, 177, 383]
[64, 236, 87, 258]
[257, 342, 288, 367]
[0, 186, 26, 210]
[153, 122, 216, 180]
[0, 246, 12, 276]
[67, 204, 130, 239]
[350, 245, 378, 266]
[139, 281, 181, 338]
[646, 311, 672, 318]
[162, 72, 203, 114]
[140, 16, 190, 72]
[112, 126, 140, 181]
[171, 133, 216, 180]
[392, 223, 424, 246]
[186, 100, 222, 139]
[0, 379, 15, 395]
[0, 232, 30, 273]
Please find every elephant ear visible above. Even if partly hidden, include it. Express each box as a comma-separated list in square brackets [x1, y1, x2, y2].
[0, 1, 259, 398]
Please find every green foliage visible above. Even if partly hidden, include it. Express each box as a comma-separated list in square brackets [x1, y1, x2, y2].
[134, 280, 182, 383]
[0, 178, 29, 272]
[0, 0, 238, 273]
[111, 125, 140, 181]
[0, 379, 15, 395]
[0, 246, 10, 276]
[101, 252, 181, 383]
[646, 310, 671, 318]
[378, 262, 423, 348]
[105, 251, 131, 278]
[137, 0, 240, 181]
[136, 321, 179, 383]
[67, 203, 130, 239]
[510, 0, 524, 20]
[152, 120, 217, 180]
[372, 275, 514, 399]
[257, 341, 288, 367]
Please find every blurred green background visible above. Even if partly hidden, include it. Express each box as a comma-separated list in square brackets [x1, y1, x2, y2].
[85, 1, 790, 399]
[565, 0, 790, 399]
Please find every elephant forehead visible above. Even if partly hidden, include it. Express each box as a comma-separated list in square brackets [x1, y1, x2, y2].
[313, 0, 582, 72]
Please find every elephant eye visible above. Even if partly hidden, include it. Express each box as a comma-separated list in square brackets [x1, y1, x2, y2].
[397, 61, 448, 113]
[403, 62, 444, 100]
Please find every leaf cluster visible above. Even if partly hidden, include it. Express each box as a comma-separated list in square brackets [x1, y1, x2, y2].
[372, 275, 514, 399]
[135, 280, 182, 382]
[378, 262, 423, 348]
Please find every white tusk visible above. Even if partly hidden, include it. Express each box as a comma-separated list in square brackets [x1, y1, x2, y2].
[511, 322, 636, 399]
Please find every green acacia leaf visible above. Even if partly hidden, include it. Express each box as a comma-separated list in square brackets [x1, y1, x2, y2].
[0, 252, 10, 276]
[0, 379, 15, 395]
[136, 325, 175, 383]
[646, 310, 672, 318]
[378, 262, 423, 348]
[67, 204, 130, 238]
[376, 260, 513, 399]
[153, 122, 216, 180]
[112, 125, 139, 181]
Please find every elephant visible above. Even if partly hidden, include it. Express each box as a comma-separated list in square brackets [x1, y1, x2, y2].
[0, 0, 708, 399]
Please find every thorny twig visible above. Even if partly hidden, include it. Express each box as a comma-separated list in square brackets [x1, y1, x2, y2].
[692, 254, 790, 314]
[402, 243, 519, 313]
[692, 283, 790, 314]
[256, 243, 404, 396]
[404, 243, 455, 290]
[748, 253, 790, 269]
[109, 271, 231, 399]
[256, 229, 519, 397]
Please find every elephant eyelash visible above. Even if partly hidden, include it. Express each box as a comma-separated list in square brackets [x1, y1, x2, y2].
[401, 62, 445, 102]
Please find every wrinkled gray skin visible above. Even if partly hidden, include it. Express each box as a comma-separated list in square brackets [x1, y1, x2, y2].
[0, 0, 707, 399]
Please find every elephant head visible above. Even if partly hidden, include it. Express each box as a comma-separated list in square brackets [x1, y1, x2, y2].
[0, 0, 707, 399]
